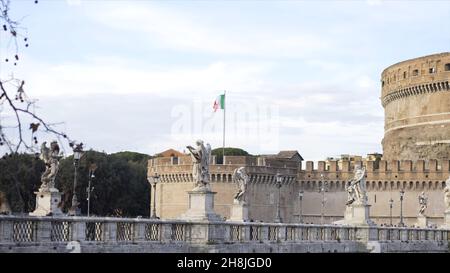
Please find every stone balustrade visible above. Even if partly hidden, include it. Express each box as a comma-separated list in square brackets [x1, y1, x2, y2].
[0, 215, 449, 253]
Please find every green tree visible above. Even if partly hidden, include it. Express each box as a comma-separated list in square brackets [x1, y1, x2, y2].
[211, 147, 250, 164]
[0, 153, 44, 213]
[56, 150, 150, 217]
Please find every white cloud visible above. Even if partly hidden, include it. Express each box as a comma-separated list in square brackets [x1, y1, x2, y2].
[19, 59, 272, 99]
[66, 0, 82, 6]
[90, 3, 329, 58]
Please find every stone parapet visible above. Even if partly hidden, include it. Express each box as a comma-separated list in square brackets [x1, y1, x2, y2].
[0, 215, 449, 253]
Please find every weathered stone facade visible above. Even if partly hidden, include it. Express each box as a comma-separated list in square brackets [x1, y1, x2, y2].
[148, 156, 450, 226]
[381, 52, 450, 161]
[148, 154, 299, 223]
[148, 52, 450, 227]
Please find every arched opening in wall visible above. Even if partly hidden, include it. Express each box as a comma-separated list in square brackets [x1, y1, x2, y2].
[416, 181, 420, 190]
[378, 181, 383, 190]
[412, 69, 419, 76]
[428, 181, 432, 190]
[396, 181, 401, 189]
[403, 71, 407, 79]
[329, 181, 334, 190]
[434, 181, 439, 190]
[421, 181, 426, 190]
[443, 181, 447, 189]
[312, 181, 317, 190]
[211, 174, 216, 182]
[445, 63, 450, 71]
[334, 181, 339, 190]
[222, 174, 226, 182]
[306, 181, 311, 190]
[228, 174, 232, 182]
[409, 181, 413, 190]
[390, 181, 394, 189]
[402, 181, 407, 189]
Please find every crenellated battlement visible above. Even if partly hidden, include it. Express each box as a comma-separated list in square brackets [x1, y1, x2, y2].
[300, 159, 450, 172]
[297, 159, 450, 192]
[148, 156, 450, 191]
[148, 155, 298, 185]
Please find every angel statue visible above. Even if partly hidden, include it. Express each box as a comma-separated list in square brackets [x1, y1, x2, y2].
[233, 167, 249, 204]
[186, 140, 211, 190]
[345, 166, 367, 206]
[418, 191, 428, 216]
[444, 176, 450, 212]
[40, 141, 61, 191]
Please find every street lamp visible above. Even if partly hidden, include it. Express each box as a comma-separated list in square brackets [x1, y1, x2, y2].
[319, 174, 328, 225]
[298, 190, 304, 223]
[275, 173, 283, 223]
[148, 173, 160, 219]
[389, 198, 394, 226]
[399, 189, 405, 227]
[86, 163, 97, 217]
[68, 143, 83, 216]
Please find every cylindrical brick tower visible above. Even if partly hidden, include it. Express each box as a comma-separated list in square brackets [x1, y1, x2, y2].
[381, 52, 450, 161]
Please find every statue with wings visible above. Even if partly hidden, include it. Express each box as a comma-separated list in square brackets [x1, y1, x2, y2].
[40, 141, 61, 190]
[418, 191, 428, 216]
[445, 176, 450, 212]
[345, 166, 368, 206]
[233, 167, 249, 204]
[186, 140, 211, 190]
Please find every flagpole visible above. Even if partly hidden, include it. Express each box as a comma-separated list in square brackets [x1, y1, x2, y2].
[222, 90, 226, 164]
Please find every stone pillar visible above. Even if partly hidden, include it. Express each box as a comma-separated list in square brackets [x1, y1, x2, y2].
[334, 204, 375, 227]
[36, 220, 51, 242]
[161, 223, 173, 242]
[29, 188, 64, 217]
[228, 203, 249, 222]
[72, 221, 86, 242]
[260, 226, 269, 242]
[441, 211, 450, 229]
[104, 222, 117, 243]
[416, 215, 428, 228]
[0, 219, 12, 243]
[134, 222, 146, 242]
[180, 189, 223, 222]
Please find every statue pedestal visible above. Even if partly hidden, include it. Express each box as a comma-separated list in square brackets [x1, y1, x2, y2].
[228, 202, 249, 222]
[415, 214, 428, 228]
[334, 203, 375, 226]
[441, 210, 450, 229]
[29, 188, 64, 217]
[180, 189, 223, 222]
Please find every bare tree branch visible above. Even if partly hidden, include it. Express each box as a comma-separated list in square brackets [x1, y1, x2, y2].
[1, 0, 79, 156]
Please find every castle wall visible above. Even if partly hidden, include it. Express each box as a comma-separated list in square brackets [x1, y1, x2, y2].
[149, 157, 450, 226]
[381, 52, 450, 160]
[149, 157, 298, 222]
[298, 160, 449, 226]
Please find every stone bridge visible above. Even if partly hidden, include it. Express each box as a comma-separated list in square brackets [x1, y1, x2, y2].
[0, 215, 449, 253]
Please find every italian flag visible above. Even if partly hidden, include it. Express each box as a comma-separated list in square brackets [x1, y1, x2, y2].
[213, 94, 225, 112]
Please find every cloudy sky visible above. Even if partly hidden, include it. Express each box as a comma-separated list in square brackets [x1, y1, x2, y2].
[1, 0, 449, 160]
